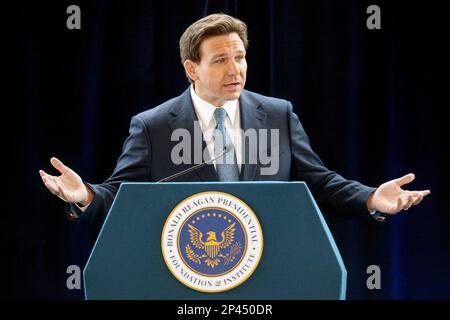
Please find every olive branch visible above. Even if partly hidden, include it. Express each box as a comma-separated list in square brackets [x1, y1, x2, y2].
[185, 244, 206, 264]
[222, 242, 242, 265]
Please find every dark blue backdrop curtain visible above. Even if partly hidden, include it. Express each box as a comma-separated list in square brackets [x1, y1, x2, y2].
[6, 0, 449, 299]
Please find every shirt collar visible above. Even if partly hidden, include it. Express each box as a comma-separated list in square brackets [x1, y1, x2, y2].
[190, 85, 238, 128]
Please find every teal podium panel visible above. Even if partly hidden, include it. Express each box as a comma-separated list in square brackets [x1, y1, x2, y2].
[84, 182, 346, 299]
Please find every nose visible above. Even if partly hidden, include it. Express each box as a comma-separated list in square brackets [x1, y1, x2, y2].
[227, 60, 239, 76]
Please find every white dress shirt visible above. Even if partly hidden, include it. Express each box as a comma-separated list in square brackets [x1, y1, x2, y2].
[190, 85, 242, 172]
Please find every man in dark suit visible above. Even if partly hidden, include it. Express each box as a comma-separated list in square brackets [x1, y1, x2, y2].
[39, 14, 429, 225]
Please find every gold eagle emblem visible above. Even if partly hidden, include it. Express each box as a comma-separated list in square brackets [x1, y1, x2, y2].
[185, 222, 242, 268]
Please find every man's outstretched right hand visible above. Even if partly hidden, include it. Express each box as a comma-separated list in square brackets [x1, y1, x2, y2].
[39, 157, 94, 207]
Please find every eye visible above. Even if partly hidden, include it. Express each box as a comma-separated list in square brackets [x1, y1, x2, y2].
[215, 58, 225, 64]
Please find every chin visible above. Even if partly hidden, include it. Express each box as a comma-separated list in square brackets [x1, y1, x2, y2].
[224, 91, 243, 101]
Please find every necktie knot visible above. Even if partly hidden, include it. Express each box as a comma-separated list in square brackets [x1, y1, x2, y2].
[214, 107, 227, 127]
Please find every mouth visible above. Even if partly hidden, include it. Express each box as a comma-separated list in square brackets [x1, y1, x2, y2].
[224, 82, 242, 89]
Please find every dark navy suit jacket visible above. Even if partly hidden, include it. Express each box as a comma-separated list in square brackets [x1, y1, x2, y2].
[71, 88, 377, 224]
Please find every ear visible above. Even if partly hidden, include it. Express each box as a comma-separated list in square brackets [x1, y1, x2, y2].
[183, 59, 198, 82]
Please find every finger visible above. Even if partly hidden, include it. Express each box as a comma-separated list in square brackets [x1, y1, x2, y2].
[410, 190, 431, 197]
[41, 174, 54, 186]
[50, 157, 70, 175]
[401, 192, 414, 209]
[40, 170, 49, 181]
[39, 169, 47, 178]
[408, 190, 430, 207]
[41, 173, 57, 187]
[43, 179, 60, 196]
[399, 196, 407, 212]
[411, 195, 424, 206]
[393, 173, 415, 187]
[411, 191, 421, 197]
[41, 174, 49, 183]
[39, 170, 56, 180]
[390, 196, 404, 214]
[404, 193, 414, 210]
[57, 185, 70, 202]
[410, 191, 422, 202]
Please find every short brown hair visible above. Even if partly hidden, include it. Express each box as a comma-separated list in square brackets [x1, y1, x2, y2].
[179, 13, 248, 65]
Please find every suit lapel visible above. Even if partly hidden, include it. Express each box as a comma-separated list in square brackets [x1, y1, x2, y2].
[167, 89, 218, 182]
[239, 91, 267, 181]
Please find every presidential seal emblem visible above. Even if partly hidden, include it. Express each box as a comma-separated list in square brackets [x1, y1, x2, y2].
[161, 191, 263, 293]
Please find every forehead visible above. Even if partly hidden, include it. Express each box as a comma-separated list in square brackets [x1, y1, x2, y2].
[199, 33, 245, 57]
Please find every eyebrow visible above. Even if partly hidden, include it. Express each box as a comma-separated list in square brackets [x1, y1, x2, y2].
[211, 50, 246, 60]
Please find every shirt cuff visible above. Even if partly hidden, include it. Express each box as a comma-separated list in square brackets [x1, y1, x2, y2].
[66, 203, 85, 221]
[370, 210, 387, 222]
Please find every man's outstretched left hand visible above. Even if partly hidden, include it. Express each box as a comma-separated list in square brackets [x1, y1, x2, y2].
[367, 173, 430, 215]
